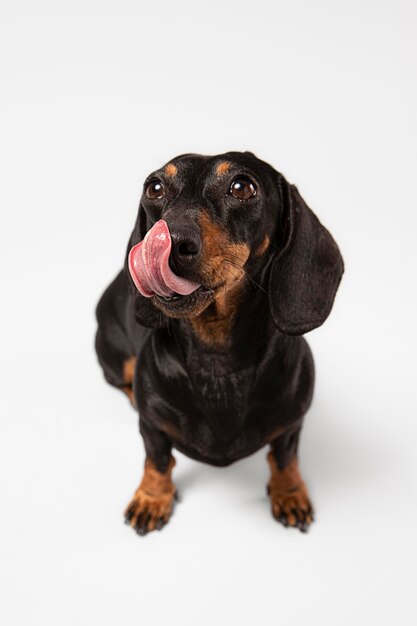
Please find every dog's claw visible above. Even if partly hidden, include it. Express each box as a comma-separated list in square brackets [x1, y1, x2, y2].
[279, 514, 289, 527]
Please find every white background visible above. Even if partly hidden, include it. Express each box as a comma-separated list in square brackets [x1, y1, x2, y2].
[1, 1, 416, 624]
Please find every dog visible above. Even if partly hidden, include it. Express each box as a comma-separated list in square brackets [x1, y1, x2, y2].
[95, 151, 344, 535]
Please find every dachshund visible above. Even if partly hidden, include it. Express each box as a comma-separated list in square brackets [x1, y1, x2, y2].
[95, 151, 344, 535]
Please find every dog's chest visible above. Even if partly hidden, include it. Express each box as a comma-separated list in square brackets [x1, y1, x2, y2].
[192, 364, 253, 410]
[144, 332, 275, 461]
[185, 357, 255, 442]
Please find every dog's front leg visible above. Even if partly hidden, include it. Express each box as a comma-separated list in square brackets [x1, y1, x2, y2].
[267, 425, 314, 533]
[125, 420, 176, 535]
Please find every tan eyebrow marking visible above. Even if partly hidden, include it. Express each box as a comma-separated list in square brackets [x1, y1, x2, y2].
[165, 163, 177, 177]
[216, 161, 231, 176]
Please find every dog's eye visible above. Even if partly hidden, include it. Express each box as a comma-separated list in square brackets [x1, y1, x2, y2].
[145, 179, 165, 200]
[229, 176, 257, 201]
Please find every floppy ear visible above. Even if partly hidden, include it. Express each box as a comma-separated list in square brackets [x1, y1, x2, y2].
[124, 204, 168, 329]
[269, 179, 344, 335]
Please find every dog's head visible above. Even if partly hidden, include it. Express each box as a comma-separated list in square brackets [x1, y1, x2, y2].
[125, 152, 344, 335]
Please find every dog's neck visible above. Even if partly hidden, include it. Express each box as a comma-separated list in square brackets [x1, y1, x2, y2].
[188, 283, 243, 348]
[179, 279, 272, 360]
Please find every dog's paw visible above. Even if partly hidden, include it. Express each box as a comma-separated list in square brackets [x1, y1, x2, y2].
[268, 484, 314, 533]
[124, 488, 176, 535]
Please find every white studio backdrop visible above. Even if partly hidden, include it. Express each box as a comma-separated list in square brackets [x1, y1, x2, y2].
[0, 1, 416, 625]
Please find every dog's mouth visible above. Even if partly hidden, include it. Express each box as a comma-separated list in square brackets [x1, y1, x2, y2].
[155, 285, 213, 303]
[128, 220, 224, 316]
[153, 284, 221, 316]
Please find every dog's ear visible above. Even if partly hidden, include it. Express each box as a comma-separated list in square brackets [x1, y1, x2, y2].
[124, 204, 168, 329]
[269, 178, 344, 335]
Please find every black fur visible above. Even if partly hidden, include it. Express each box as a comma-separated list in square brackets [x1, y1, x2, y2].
[95, 151, 344, 531]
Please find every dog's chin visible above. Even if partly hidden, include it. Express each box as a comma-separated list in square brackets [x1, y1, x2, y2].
[152, 285, 217, 319]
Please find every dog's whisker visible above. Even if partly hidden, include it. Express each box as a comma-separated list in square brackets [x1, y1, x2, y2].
[222, 259, 269, 297]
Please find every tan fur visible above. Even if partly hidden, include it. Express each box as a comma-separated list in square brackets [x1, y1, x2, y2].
[161, 421, 181, 441]
[190, 212, 250, 346]
[216, 161, 231, 176]
[123, 356, 136, 385]
[122, 385, 135, 404]
[256, 235, 270, 256]
[125, 457, 176, 531]
[267, 452, 313, 526]
[165, 163, 177, 177]
[190, 284, 243, 346]
[122, 356, 137, 406]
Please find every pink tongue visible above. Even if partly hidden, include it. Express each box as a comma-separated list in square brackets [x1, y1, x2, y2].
[128, 220, 201, 298]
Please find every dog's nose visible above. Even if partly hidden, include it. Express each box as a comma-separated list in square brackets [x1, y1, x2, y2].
[169, 226, 202, 274]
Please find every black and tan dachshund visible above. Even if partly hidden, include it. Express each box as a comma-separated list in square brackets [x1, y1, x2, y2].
[95, 152, 344, 535]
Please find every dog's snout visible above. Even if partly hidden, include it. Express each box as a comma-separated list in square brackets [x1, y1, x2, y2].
[177, 237, 199, 257]
[169, 226, 202, 274]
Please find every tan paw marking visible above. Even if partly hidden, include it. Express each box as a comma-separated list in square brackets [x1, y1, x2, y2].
[125, 457, 176, 535]
[267, 452, 314, 533]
